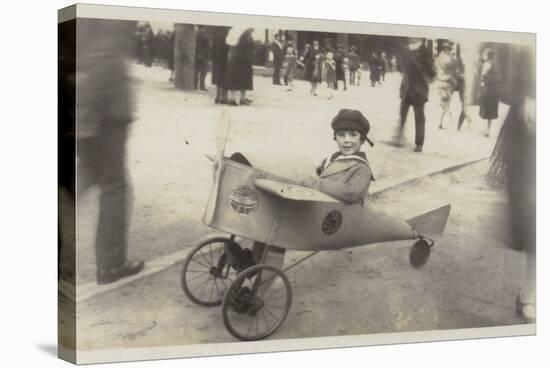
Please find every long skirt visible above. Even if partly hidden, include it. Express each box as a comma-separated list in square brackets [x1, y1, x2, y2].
[479, 93, 499, 119]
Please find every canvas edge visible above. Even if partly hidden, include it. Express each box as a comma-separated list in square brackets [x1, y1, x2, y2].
[75, 324, 535, 364]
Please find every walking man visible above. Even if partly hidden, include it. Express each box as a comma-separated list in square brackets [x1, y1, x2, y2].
[271, 33, 284, 85]
[395, 38, 436, 152]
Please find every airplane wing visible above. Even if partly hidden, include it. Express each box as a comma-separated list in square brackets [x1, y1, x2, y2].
[254, 178, 340, 203]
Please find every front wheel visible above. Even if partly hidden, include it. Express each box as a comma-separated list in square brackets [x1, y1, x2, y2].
[409, 239, 431, 268]
[222, 264, 292, 341]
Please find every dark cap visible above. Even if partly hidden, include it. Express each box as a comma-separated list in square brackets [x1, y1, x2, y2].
[331, 109, 374, 146]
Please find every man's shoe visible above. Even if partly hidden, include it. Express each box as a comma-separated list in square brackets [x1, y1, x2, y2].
[414, 145, 423, 152]
[97, 260, 145, 285]
[515, 294, 536, 323]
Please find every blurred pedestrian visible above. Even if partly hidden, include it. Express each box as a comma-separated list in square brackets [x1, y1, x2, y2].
[134, 25, 144, 64]
[76, 18, 144, 285]
[487, 44, 535, 323]
[394, 38, 436, 152]
[456, 50, 473, 131]
[347, 46, 360, 86]
[323, 51, 336, 99]
[478, 47, 501, 137]
[225, 27, 255, 106]
[302, 40, 324, 96]
[283, 46, 297, 91]
[334, 47, 347, 91]
[369, 51, 382, 87]
[212, 26, 230, 104]
[271, 33, 284, 85]
[142, 23, 154, 67]
[434, 40, 460, 129]
[167, 30, 175, 82]
[283, 38, 294, 86]
[390, 54, 397, 73]
[380, 52, 388, 82]
[194, 25, 210, 91]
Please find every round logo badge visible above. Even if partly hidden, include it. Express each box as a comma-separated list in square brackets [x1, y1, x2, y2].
[229, 186, 259, 216]
[322, 210, 343, 235]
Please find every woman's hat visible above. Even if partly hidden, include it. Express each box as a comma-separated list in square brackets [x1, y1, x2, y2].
[331, 109, 374, 146]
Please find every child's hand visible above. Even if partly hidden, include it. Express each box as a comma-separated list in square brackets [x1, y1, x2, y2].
[301, 176, 320, 189]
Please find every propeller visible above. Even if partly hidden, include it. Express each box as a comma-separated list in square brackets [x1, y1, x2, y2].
[203, 109, 231, 225]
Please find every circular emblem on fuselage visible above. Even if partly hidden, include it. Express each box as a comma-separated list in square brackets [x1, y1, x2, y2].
[322, 210, 343, 235]
[229, 186, 259, 216]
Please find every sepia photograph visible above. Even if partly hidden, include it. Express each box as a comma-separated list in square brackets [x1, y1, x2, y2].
[56, 1, 538, 365]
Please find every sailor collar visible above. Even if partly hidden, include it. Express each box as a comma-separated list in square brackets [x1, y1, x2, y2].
[321, 151, 375, 181]
[323, 151, 369, 171]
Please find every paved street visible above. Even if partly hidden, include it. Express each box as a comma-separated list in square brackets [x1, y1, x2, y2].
[67, 64, 531, 358]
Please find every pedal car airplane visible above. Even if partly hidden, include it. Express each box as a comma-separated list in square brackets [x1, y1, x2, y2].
[181, 112, 451, 341]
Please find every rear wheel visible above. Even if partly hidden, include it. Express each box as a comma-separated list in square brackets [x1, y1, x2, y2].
[222, 264, 292, 341]
[181, 237, 239, 306]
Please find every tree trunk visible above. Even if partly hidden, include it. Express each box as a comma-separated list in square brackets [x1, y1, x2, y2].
[174, 24, 196, 90]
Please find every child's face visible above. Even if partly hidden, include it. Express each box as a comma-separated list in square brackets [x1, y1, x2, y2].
[335, 129, 363, 155]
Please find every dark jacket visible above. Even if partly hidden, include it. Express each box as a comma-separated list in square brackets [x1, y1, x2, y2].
[271, 40, 283, 66]
[400, 46, 436, 104]
[195, 28, 210, 64]
[225, 30, 255, 91]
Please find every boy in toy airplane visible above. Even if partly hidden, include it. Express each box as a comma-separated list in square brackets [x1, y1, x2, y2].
[315, 109, 375, 204]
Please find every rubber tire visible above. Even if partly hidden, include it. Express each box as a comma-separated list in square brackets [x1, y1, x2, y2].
[222, 264, 292, 341]
[409, 239, 431, 268]
[181, 237, 239, 306]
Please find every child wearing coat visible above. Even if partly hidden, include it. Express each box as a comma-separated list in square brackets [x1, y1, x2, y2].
[314, 109, 375, 204]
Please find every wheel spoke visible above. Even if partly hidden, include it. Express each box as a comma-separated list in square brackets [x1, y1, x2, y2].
[208, 277, 216, 300]
[198, 249, 213, 267]
[260, 307, 272, 331]
[186, 271, 210, 283]
[217, 243, 224, 265]
[246, 313, 256, 337]
[185, 269, 212, 273]
[262, 285, 285, 300]
[208, 244, 215, 266]
[213, 278, 223, 298]
[190, 257, 210, 270]
[188, 276, 212, 292]
[263, 306, 280, 321]
[197, 274, 211, 296]
[263, 303, 285, 309]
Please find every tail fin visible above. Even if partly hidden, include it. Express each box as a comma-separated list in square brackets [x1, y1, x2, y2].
[406, 204, 451, 235]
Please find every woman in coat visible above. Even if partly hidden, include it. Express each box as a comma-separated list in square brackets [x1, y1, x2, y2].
[225, 27, 256, 106]
[302, 40, 323, 95]
[478, 47, 501, 137]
